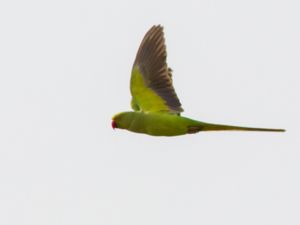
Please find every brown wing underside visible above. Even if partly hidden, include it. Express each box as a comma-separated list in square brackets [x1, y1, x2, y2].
[132, 25, 183, 113]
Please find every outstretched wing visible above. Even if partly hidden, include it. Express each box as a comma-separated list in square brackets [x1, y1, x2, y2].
[130, 25, 183, 114]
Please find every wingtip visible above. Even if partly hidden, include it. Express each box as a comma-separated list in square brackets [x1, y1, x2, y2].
[150, 24, 164, 31]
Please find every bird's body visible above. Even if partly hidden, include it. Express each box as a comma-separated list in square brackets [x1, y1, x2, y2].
[113, 112, 284, 136]
[111, 25, 285, 136]
[113, 112, 197, 136]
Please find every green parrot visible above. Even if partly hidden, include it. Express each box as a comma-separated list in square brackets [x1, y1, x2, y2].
[112, 25, 285, 136]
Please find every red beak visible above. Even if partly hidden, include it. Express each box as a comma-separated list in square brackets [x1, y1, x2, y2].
[111, 120, 117, 129]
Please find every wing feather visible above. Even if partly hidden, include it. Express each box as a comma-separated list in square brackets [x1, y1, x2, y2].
[130, 25, 183, 113]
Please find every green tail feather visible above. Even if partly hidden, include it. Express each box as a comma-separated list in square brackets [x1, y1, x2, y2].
[200, 123, 285, 132]
[187, 122, 285, 133]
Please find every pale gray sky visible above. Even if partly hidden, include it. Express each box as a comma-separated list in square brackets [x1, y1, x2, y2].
[0, 0, 299, 225]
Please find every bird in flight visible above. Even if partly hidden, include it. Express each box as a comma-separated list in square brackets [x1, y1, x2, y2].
[112, 25, 285, 136]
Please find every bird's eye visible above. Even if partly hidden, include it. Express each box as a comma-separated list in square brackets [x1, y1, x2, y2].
[111, 120, 117, 129]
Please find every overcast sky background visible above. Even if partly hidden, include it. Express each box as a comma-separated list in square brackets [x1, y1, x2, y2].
[1, 0, 299, 225]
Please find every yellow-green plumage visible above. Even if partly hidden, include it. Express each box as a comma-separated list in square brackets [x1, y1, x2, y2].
[130, 66, 170, 113]
[111, 25, 285, 136]
[113, 112, 194, 136]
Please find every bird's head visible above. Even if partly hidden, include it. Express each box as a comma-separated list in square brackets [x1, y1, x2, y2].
[111, 112, 133, 130]
[111, 113, 119, 130]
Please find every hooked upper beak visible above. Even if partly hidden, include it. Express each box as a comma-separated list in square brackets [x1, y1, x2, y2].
[111, 120, 117, 129]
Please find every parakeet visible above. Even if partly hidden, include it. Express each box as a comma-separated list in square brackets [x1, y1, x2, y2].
[112, 25, 285, 136]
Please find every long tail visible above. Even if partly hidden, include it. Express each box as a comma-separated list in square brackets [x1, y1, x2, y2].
[188, 122, 285, 133]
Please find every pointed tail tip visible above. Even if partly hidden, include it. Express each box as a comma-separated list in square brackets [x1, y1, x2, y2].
[273, 128, 286, 132]
[248, 127, 286, 132]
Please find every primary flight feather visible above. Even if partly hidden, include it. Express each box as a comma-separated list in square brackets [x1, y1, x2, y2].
[112, 25, 285, 136]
